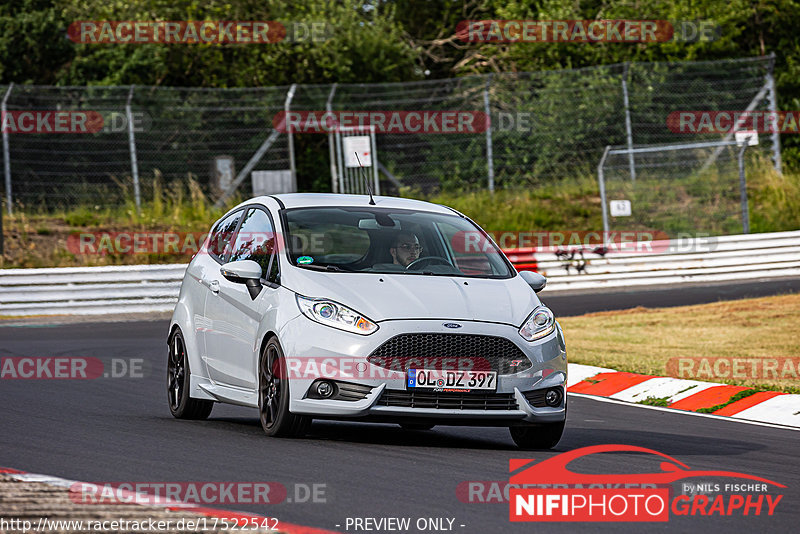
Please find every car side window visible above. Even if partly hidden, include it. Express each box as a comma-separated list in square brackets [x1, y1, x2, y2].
[267, 243, 280, 284]
[207, 210, 243, 263]
[228, 207, 278, 283]
[435, 220, 498, 276]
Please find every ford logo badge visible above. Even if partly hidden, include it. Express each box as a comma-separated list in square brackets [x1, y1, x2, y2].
[443, 323, 462, 329]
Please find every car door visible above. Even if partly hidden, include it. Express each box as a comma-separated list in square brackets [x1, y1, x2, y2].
[194, 208, 244, 375]
[204, 205, 279, 389]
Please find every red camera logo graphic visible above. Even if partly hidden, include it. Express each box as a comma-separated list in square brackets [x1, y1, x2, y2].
[508, 445, 784, 522]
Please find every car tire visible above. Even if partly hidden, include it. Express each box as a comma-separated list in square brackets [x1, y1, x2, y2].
[259, 337, 311, 438]
[168, 329, 214, 420]
[399, 423, 435, 431]
[509, 420, 565, 450]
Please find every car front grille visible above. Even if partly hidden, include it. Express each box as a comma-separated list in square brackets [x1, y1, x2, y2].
[377, 389, 518, 411]
[367, 333, 531, 375]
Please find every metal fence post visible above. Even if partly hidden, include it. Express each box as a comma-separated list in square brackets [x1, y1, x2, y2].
[2, 83, 14, 216]
[738, 142, 751, 234]
[622, 63, 636, 181]
[369, 125, 380, 195]
[125, 85, 141, 215]
[483, 75, 495, 193]
[334, 127, 344, 194]
[284, 84, 298, 191]
[326, 83, 338, 193]
[597, 145, 612, 246]
[766, 52, 782, 174]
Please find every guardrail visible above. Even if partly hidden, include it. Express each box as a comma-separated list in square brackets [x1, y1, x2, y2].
[0, 264, 186, 316]
[515, 230, 800, 292]
[1, 231, 799, 316]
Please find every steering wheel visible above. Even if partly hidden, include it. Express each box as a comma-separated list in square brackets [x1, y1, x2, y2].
[406, 256, 452, 270]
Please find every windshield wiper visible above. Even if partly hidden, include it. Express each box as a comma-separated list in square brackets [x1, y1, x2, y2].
[296, 263, 355, 272]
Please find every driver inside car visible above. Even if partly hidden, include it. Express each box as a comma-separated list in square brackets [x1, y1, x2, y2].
[389, 232, 422, 267]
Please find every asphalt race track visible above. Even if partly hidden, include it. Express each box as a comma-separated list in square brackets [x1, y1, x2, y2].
[2, 279, 799, 533]
[543, 276, 800, 317]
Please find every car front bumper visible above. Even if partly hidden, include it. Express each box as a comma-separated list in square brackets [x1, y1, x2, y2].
[279, 314, 568, 425]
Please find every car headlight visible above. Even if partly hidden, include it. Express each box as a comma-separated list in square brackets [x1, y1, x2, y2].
[519, 306, 556, 341]
[296, 295, 378, 335]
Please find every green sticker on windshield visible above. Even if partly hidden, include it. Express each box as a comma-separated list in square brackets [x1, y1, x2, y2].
[297, 256, 314, 265]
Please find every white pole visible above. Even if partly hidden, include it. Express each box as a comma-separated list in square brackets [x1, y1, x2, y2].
[334, 128, 344, 193]
[738, 142, 751, 233]
[766, 53, 782, 174]
[125, 85, 141, 215]
[326, 83, 338, 193]
[284, 84, 298, 191]
[597, 145, 612, 247]
[2, 83, 14, 215]
[483, 75, 495, 192]
[622, 63, 636, 181]
[370, 125, 379, 195]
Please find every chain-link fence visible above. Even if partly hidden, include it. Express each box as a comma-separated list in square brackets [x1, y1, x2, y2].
[2, 85, 291, 211]
[0, 55, 780, 214]
[599, 140, 757, 238]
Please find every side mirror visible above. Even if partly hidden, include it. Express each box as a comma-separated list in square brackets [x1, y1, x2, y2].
[519, 270, 546, 293]
[220, 260, 263, 300]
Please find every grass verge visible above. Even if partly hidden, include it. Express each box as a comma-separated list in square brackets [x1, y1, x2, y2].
[560, 293, 800, 394]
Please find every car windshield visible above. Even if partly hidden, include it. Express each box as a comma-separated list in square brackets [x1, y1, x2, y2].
[282, 206, 515, 279]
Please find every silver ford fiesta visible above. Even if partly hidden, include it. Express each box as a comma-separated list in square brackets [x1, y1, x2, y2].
[167, 193, 567, 449]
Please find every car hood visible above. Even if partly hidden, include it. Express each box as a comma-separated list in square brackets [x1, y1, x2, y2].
[281, 268, 541, 325]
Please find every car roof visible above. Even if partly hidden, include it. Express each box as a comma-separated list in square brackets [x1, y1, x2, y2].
[237, 193, 458, 215]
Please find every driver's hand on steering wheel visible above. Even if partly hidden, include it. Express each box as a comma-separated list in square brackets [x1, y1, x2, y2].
[405, 255, 453, 270]
[404, 253, 424, 269]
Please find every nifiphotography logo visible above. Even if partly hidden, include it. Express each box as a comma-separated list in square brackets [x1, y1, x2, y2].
[509, 445, 784, 522]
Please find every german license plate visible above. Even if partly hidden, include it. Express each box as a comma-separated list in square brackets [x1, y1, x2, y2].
[407, 369, 497, 391]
